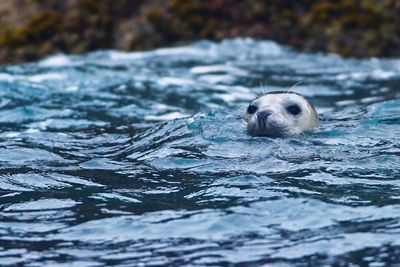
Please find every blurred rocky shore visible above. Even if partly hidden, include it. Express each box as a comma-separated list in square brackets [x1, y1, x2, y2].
[1, 0, 399, 64]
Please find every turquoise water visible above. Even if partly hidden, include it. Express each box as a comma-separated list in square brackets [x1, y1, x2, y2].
[0, 38, 400, 266]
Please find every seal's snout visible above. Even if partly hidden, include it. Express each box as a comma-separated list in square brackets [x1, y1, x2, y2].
[257, 110, 271, 128]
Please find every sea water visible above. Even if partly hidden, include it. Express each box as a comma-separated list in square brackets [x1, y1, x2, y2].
[0, 38, 399, 266]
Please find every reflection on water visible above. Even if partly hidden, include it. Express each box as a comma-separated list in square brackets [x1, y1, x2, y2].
[0, 38, 400, 266]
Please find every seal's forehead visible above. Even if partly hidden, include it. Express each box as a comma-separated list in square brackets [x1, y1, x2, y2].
[253, 92, 306, 105]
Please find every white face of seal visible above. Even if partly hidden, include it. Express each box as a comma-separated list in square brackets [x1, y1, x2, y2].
[244, 92, 319, 137]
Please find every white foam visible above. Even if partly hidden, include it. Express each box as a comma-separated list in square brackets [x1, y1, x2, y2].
[157, 77, 193, 87]
[4, 132, 20, 138]
[109, 38, 283, 62]
[28, 73, 66, 83]
[370, 69, 396, 80]
[0, 72, 66, 84]
[4, 198, 80, 211]
[0, 73, 16, 82]
[154, 47, 207, 57]
[190, 65, 249, 76]
[25, 128, 39, 133]
[198, 74, 236, 84]
[145, 112, 188, 121]
[152, 103, 177, 111]
[108, 51, 148, 61]
[109, 47, 206, 61]
[336, 69, 397, 81]
[65, 85, 79, 92]
[212, 85, 254, 102]
[360, 96, 384, 104]
[34, 119, 54, 130]
[39, 54, 72, 67]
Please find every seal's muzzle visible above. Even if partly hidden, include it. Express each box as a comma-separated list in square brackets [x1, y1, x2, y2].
[257, 110, 271, 129]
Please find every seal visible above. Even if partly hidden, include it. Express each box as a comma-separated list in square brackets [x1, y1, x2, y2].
[244, 91, 319, 137]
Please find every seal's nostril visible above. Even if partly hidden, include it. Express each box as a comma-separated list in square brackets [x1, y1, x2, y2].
[257, 110, 272, 128]
[257, 110, 271, 120]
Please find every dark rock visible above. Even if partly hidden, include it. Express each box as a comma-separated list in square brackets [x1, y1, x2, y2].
[0, 0, 399, 64]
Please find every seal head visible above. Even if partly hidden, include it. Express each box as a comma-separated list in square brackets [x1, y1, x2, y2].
[244, 92, 319, 137]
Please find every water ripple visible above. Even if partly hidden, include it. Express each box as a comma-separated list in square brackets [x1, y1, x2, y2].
[0, 38, 400, 265]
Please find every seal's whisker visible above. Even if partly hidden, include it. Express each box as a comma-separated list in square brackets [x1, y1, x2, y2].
[286, 81, 303, 94]
[258, 81, 267, 97]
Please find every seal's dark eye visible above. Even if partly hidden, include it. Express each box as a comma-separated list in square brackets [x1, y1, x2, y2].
[286, 104, 301, 115]
[247, 105, 258, 114]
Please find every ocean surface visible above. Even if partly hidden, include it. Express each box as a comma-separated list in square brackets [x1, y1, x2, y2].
[0, 38, 400, 266]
